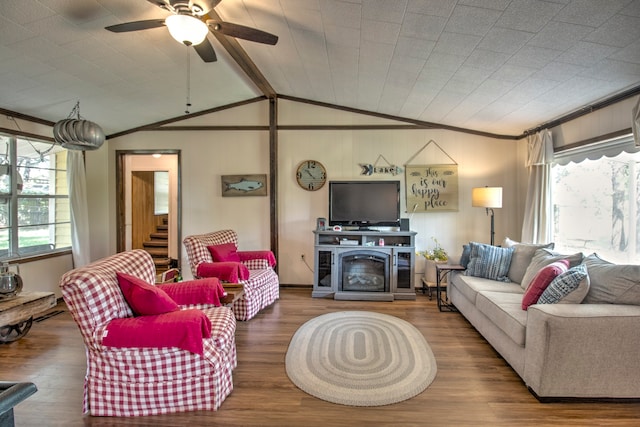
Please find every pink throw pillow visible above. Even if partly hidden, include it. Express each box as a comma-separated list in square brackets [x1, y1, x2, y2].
[207, 243, 241, 262]
[117, 272, 179, 316]
[521, 259, 570, 310]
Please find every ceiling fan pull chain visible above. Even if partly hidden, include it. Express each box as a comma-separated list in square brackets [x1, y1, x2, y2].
[185, 46, 192, 114]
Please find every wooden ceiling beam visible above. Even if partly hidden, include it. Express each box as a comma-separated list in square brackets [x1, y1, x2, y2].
[204, 11, 276, 99]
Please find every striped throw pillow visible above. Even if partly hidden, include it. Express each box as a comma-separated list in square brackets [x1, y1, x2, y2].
[465, 242, 514, 282]
[538, 264, 589, 304]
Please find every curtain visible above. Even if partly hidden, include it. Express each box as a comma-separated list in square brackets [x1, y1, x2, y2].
[521, 130, 553, 244]
[67, 150, 91, 267]
[633, 95, 640, 146]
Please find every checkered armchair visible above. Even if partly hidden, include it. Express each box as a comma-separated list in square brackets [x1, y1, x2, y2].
[183, 229, 279, 321]
[59, 250, 237, 417]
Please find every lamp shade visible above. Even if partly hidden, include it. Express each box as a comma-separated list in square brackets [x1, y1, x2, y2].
[472, 187, 502, 208]
[166, 14, 208, 46]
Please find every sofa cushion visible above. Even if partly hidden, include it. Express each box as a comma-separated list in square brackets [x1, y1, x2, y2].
[521, 259, 569, 310]
[582, 253, 640, 305]
[207, 243, 241, 262]
[476, 291, 528, 346]
[503, 238, 555, 285]
[538, 264, 589, 304]
[520, 249, 584, 290]
[116, 272, 180, 316]
[450, 273, 523, 305]
[465, 242, 514, 282]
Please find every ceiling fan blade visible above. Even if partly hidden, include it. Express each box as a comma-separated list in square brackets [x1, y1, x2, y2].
[105, 19, 166, 33]
[207, 20, 278, 45]
[194, 38, 217, 62]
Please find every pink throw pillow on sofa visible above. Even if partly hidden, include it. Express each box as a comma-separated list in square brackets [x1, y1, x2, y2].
[521, 259, 569, 310]
[117, 272, 179, 316]
[207, 243, 241, 262]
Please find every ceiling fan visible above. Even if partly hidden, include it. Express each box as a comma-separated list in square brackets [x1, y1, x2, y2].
[105, 0, 278, 63]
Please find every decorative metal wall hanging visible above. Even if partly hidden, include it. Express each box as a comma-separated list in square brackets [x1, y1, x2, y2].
[53, 101, 105, 151]
[359, 154, 403, 176]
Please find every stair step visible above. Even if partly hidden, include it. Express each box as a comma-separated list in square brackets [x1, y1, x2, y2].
[157, 224, 168, 232]
[143, 240, 168, 248]
[154, 258, 171, 267]
[145, 248, 169, 257]
[150, 232, 168, 240]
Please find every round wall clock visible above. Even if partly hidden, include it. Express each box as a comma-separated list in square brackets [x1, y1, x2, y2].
[296, 160, 327, 191]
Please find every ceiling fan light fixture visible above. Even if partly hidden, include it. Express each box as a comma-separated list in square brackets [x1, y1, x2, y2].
[166, 14, 208, 46]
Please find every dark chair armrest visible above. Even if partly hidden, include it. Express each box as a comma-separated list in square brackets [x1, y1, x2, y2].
[0, 382, 37, 416]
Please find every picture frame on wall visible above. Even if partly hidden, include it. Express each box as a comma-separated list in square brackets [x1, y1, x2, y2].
[221, 174, 268, 197]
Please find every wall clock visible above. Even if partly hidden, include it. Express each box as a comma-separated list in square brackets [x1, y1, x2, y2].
[296, 160, 327, 191]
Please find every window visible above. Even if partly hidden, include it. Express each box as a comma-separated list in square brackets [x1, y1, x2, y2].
[0, 134, 70, 259]
[552, 134, 639, 264]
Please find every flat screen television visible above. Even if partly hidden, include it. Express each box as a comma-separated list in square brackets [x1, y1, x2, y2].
[329, 180, 400, 229]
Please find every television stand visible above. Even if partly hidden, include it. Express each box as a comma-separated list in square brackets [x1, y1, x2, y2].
[312, 230, 416, 301]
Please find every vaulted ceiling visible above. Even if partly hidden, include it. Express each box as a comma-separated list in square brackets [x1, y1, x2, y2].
[1, 0, 640, 138]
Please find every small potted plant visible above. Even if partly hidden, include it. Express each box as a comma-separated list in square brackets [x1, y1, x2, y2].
[418, 238, 448, 285]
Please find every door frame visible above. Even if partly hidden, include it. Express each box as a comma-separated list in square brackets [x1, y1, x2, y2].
[116, 149, 182, 268]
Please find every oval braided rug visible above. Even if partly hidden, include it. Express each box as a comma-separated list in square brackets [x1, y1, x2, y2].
[285, 311, 437, 406]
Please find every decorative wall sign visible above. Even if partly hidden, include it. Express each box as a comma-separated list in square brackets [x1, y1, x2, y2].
[359, 154, 403, 176]
[405, 165, 459, 212]
[221, 174, 267, 197]
[404, 140, 459, 212]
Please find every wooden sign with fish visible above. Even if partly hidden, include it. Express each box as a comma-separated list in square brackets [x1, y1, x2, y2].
[405, 165, 458, 212]
[221, 174, 267, 197]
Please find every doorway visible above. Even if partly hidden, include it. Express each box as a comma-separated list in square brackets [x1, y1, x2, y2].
[116, 150, 181, 273]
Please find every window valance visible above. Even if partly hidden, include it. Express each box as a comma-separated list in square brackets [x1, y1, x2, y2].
[554, 133, 638, 166]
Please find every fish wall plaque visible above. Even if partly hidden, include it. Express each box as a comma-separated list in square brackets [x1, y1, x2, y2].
[221, 174, 267, 197]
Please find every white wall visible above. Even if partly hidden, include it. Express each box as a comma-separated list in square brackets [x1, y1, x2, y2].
[106, 101, 272, 279]
[552, 96, 639, 148]
[277, 99, 519, 286]
[4, 93, 637, 294]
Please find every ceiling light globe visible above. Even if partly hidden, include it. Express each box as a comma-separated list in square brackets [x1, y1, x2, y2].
[166, 14, 208, 46]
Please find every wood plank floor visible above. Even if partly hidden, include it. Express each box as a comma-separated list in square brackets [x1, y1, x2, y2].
[1, 288, 639, 426]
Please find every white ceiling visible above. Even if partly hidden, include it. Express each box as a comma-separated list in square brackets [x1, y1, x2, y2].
[1, 0, 640, 137]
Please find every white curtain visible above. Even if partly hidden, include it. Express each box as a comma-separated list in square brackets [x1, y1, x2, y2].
[67, 150, 91, 267]
[633, 95, 640, 146]
[521, 130, 553, 244]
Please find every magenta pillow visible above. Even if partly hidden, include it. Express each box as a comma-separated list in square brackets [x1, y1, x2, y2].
[521, 259, 569, 310]
[207, 243, 241, 262]
[116, 272, 179, 316]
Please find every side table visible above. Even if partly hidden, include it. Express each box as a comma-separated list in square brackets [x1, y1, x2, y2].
[221, 283, 244, 307]
[435, 264, 465, 312]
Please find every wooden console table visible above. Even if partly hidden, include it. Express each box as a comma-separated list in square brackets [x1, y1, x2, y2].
[0, 292, 56, 343]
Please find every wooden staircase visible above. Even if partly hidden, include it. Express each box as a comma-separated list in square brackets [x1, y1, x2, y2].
[143, 217, 171, 274]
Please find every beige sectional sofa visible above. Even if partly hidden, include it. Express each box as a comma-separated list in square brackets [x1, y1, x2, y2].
[448, 242, 640, 400]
